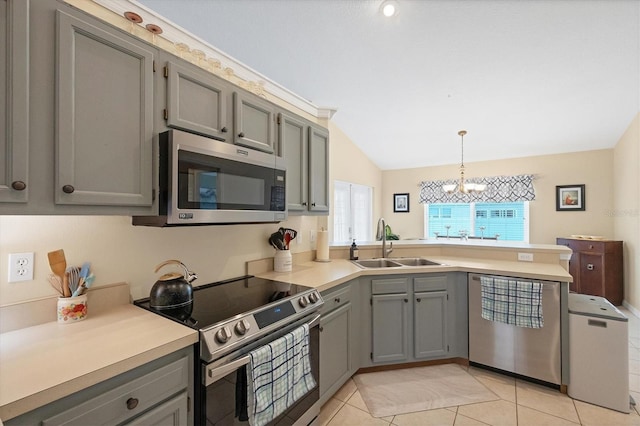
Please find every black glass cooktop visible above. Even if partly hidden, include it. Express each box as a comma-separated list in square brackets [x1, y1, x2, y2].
[135, 275, 310, 330]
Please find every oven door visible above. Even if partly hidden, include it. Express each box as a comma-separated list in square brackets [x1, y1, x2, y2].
[200, 313, 320, 426]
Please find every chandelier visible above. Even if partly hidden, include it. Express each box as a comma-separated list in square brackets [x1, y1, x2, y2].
[442, 130, 487, 194]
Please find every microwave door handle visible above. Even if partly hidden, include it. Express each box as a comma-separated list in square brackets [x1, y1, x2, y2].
[206, 355, 251, 385]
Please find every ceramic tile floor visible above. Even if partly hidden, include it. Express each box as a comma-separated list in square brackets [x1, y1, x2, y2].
[319, 307, 640, 425]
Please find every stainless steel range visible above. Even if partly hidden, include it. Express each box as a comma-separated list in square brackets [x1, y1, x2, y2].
[136, 275, 323, 426]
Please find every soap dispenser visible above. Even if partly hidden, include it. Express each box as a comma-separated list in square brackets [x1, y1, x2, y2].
[349, 239, 359, 260]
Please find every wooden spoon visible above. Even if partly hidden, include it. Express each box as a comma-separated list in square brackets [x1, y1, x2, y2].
[48, 249, 70, 297]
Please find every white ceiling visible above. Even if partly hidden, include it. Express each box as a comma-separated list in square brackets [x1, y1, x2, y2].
[135, 0, 639, 170]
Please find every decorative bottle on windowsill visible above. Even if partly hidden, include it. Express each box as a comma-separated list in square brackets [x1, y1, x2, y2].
[349, 239, 359, 260]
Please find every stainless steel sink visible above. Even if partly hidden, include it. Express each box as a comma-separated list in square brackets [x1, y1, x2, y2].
[352, 258, 442, 268]
[391, 258, 441, 266]
[352, 258, 403, 268]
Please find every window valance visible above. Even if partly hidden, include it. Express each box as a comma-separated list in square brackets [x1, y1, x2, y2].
[418, 174, 535, 204]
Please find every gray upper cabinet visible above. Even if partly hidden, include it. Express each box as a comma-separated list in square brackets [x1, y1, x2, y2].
[280, 113, 307, 211]
[233, 91, 276, 154]
[55, 8, 155, 207]
[165, 59, 229, 141]
[308, 125, 329, 212]
[0, 0, 29, 203]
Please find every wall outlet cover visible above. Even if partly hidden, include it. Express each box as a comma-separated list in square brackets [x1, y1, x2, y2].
[8, 252, 35, 282]
[517, 252, 534, 262]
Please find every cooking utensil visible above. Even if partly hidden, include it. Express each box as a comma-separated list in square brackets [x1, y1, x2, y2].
[73, 273, 95, 297]
[66, 266, 80, 296]
[48, 250, 70, 297]
[284, 232, 291, 249]
[48, 274, 64, 296]
[269, 231, 286, 250]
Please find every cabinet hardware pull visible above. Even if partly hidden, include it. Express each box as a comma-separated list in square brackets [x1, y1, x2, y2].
[589, 245, 594, 249]
[238, 132, 245, 138]
[404, 298, 408, 303]
[62, 185, 75, 194]
[11, 181, 26, 191]
[302, 202, 307, 206]
[334, 297, 340, 303]
[311, 202, 316, 206]
[319, 326, 324, 332]
[126, 397, 139, 410]
[416, 298, 421, 302]
[221, 127, 228, 133]
[587, 263, 594, 271]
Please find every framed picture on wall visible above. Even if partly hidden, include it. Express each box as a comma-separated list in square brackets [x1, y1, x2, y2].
[556, 184, 585, 211]
[394, 193, 410, 212]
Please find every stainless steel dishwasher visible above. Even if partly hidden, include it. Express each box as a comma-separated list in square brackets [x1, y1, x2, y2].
[468, 273, 562, 385]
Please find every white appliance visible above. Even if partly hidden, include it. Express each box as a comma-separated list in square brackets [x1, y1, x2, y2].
[568, 293, 630, 413]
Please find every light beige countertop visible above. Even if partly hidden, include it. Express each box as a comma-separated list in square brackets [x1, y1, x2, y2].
[0, 303, 198, 421]
[255, 257, 572, 293]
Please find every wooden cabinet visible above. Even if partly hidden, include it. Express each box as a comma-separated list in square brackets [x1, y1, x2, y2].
[280, 113, 330, 214]
[164, 58, 230, 141]
[55, 8, 155, 208]
[0, 0, 29, 203]
[5, 347, 193, 426]
[557, 238, 623, 305]
[233, 91, 277, 153]
[319, 281, 358, 406]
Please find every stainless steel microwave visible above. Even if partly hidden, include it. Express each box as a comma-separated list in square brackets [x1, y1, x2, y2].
[133, 129, 286, 226]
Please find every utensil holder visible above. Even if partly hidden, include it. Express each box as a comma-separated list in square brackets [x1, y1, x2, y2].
[274, 250, 292, 272]
[57, 294, 88, 323]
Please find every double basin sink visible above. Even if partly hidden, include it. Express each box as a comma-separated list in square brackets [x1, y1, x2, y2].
[352, 257, 442, 268]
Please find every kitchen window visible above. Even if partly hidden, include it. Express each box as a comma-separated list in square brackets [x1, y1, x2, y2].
[333, 181, 373, 243]
[424, 202, 529, 242]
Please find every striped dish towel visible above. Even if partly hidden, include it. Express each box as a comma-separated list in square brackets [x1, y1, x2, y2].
[480, 276, 544, 328]
[247, 323, 316, 426]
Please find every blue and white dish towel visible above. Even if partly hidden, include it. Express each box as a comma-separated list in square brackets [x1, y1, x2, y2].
[480, 276, 544, 328]
[247, 323, 316, 426]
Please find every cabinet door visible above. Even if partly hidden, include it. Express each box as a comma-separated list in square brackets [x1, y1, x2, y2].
[0, 0, 29, 203]
[308, 125, 329, 212]
[165, 60, 229, 140]
[567, 248, 580, 293]
[414, 291, 448, 359]
[233, 91, 276, 153]
[280, 113, 307, 211]
[56, 10, 154, 207]
[372, 294, 409, 363]
[579, 253, 605, 297]
[124, 391, 188, 426]
[320, 302, 352, 399]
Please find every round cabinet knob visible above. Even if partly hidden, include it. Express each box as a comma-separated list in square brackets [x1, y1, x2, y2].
[308, 292, 319, 304]
[301, 202, 307, 206]
[126, 397, 139, 410]
[238, 132, 245, 138]
[62, 185, 75, 194]
[235, 319, 251, 335]
[221, 126, 228, 133]
[298, 296, 308, 308]
[215, 326, 232, 344]
[11, 181, 26, 191]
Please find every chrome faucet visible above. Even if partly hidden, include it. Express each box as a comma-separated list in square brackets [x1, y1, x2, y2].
[376, 218, 393, 258]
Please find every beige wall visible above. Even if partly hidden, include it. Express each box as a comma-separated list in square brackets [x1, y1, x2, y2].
[613, 113, 640, 310]
[381, 149, 615, 244]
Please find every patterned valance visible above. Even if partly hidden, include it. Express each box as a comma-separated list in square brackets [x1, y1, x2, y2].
[419, 175, 535, 204]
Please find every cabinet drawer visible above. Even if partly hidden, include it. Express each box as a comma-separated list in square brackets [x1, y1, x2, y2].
[558, 239, 605, 253]
[42, 356, 189, 425]
[372, 278, 409, 294]
[413, 275, 447, 292]
[321, 286, 351, 315]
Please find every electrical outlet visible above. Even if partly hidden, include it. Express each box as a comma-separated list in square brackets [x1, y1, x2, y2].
[310, 230, 316, 244]
[8, 252, 34, 282]
[517, 252, 534, 262]
[296, 230, 302, 245]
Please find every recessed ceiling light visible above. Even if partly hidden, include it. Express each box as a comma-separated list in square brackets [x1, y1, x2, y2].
[380, 0, 398, 17]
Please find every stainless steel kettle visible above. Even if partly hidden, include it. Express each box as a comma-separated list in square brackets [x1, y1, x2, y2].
[149, 260, 197, 320]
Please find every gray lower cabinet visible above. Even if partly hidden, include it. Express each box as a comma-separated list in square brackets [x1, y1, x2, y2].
[368, 273, 468, 367]
[0, 0, 29, 203]
[319, 281, 358, 405]
[55, 7, 155, 208]
[5, 347, 193, 426]
[233, 91, 277, 154]
[164, 58, 230, 141]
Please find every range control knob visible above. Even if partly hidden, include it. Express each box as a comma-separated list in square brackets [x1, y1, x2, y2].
[298, 296, 309, 308]
[235, 319, 251, 336]
[308, 292, 319, 304]
[215, 326, 232, 344]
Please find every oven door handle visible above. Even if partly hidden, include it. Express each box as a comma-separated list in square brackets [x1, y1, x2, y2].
[204, 313, 321, 386]
[207, 355, 251, 384]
